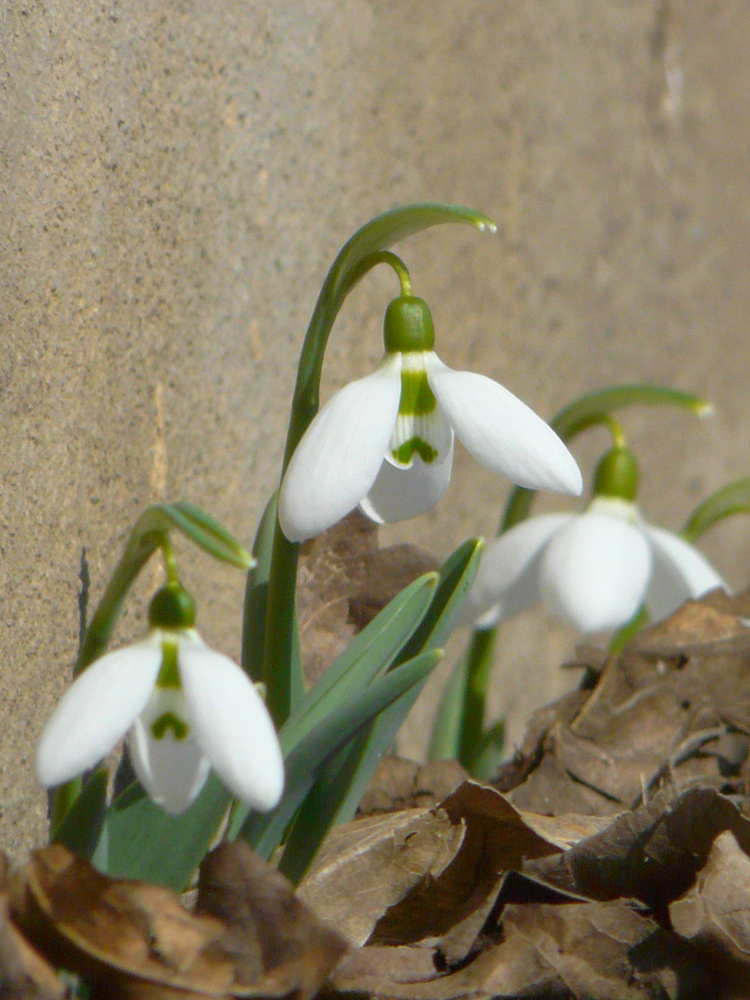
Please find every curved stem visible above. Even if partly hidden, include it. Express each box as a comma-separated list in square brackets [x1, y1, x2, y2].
[260, 203, 496, 726]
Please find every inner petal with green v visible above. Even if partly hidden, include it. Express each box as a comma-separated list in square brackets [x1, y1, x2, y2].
[389, 352, 452, 468]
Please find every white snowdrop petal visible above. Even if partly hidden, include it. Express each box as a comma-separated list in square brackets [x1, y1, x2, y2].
[36, 639, 162, 788]
[460, 514, 571, 627]
[129, 713, 211, 816]
[539, 512, 652, 633]
[278, 355, 402, 541]
[427, 362, 582, 495]
[360, 437, 454, 524]
[179, 647, 284, 812]
[643, 525, 727, 623]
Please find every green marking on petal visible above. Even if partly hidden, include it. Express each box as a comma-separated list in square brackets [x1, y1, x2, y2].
[151, 712, 189, 740]
[393, 437, 438, 464]
[156, 641, 181, 689]
[399, 368, 437, 417]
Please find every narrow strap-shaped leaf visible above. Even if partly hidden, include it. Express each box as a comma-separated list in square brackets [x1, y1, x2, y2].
[395, 538, 484, 665]
[681, 477, 750, 543]
[95, 775, 231, 890]
[277, 539, 484, 881]
[232, 649, 443, 858]
[281, 572, 438, 752]
[51, 767, 108, 859]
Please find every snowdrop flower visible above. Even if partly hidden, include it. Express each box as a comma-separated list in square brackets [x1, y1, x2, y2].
[279, 294, 582, 541]
[36, 584, 284, 816]
[464, 447, 727, 634]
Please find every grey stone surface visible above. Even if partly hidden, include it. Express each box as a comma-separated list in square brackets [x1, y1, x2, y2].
[1, 1, 749, 855]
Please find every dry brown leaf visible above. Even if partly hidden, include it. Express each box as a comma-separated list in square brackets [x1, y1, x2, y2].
[670, 829, 750, 960]
[357, 757, 470, 816]
[12, 844, 240, 998]
[195, 842, 347, 1000]
[297, 510, 438, 686]
[524, 787, 750, 922]
[0, 852, 64, 1000]
[500, 587, 750, 816]
[346, 783, 565, 951]
[299, 807, 464, 947]
[329, 901, 662, 1000]
[11, 843, 345, 1000]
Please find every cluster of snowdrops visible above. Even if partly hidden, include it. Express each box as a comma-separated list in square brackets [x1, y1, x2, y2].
[36, 205, 746, 890]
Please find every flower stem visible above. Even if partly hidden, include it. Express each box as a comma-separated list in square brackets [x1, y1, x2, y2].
[457, 627, 496, 771]
[260, 204, 498, 725]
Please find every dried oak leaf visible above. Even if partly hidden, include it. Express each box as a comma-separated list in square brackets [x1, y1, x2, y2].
[195, 841, 347, 1000]
[670, 829, 750, 961]
[328, 901, 661, 1000]
[524, 787, 750, 923]
[368, 782, 608, 959]
[12, 843, 344, 1000]
[298, 807, 464, 947]
[0, 852, 64, 1000]
[356, 757, 470, 817]
[503, 588, 750, 815]
[297, 510, 438, 686]
[11, 844, 243, 999]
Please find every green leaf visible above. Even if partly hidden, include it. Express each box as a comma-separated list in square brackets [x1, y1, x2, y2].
[395, 538, 484, 665]
[681, 477, 750, 543]
[428, 649, 470, 761]
[51, 767, 108, 860]
[95, 775, 231, 890]
[275, 538, 483, 882]
[233, 649, 443, 859]
[502, 384, 713, 532]
[264, 203, 497, 727]
[281, 572, 438, 752]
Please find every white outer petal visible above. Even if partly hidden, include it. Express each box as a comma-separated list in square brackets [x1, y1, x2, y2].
[539, 511, 652, 633]
[642, 525, 727, 622]
[426, 359, 582, 495]
[128, 712, 211, 816]
[460, 514, 571, 627]
[360, 436, 454, 523]
[278, 355, 402, 541]
[179, 644, 284, 812]
[36, 638, 162, 787]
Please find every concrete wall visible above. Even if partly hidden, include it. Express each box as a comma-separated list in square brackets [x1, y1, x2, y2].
[2, 1, 749, 854]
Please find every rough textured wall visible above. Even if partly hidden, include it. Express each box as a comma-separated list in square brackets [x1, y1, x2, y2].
[1, 1, 749, 855]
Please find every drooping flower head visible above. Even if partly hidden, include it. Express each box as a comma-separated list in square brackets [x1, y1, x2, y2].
[279, 292, 582, 541]
[463, 445, 727, 634]
[36, 584, 284, 816]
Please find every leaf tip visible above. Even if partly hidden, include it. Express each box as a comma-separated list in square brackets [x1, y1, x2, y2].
[474, 217, 497, 234]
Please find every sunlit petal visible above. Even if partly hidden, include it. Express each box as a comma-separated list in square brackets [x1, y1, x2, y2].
[129, 700, 211, 816]
[426, 359, 582, 495]
[36, 638, 161, 788]
[643, 525, 727, 622]
[360, 435, 454, 523]
[179, 645, 284, 812]
[279, 355, 402, 541]
[540, 511, 652, 632]
[460, 514, 571, 627]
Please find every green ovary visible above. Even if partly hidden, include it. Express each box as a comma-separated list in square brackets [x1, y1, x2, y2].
[392, 437, 437, 464]
[151, 712, 189, 740]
